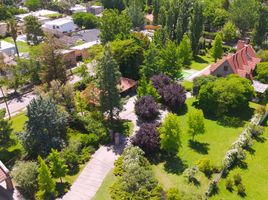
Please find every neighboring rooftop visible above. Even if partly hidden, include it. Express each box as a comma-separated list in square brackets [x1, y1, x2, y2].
[253, 80, 268, 93]
[43, 17, 74, 26]
[0, 40, 15, 50]
[15, 9, 59, 20]
[70, 4, 86, 13]
[71, 41, 98, 50]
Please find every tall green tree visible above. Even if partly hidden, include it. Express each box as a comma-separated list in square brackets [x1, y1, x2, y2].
[39, 36, 67, 85]
[48, 149, 68, 183]
[25, 0, 41, 11]
[160, 40, 181, 79]
[101, 0, 125, 11]
[0, 109, 12, 144]
[158, 113, 182, 155]
[187, 109, 205, 140]
[178, 34, 192, 67]
[253, 5, 268, 47]
[211, 33, 223, 62]
[127, 0, 144, 28]
[152, 0, 161, 25]
[24, 15, 44, 45]
[190, 1, 204, 56]
[230, 0, 260, 34]
[137, 75, 161, 101]
[96, 45, 121, 120]
[36, 156, 56, 200]
[20, 96, 68, 157]
[221, 21, 239, 42]
[100, 9, 132, 44]
[7, 18, 19, 58]
[158, 6, 166, 26]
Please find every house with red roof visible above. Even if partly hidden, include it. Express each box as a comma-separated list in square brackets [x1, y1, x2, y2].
[203, 40, 261, 80]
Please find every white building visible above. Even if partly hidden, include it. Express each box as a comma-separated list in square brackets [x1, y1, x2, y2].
[42, 17, 78, 34]
[0, 41, 17, 56]
[70, 4, 87, 13]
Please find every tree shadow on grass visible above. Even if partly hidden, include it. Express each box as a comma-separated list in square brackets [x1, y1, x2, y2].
[175, 104, 188, 116]
[67, 165, 80, 176]
[194, 56, 209, 64]
[188, 140, 210, 155]
[149, 153, 187, 175]
[56, 182, 71, 198]
[244, 146, 255, 155]
[254, 135, 267, 143]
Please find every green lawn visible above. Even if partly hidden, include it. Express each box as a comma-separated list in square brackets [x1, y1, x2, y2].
[189, 55, 214, 71]
[151, 98, 249, 197]
[181, 80, 193, 92]
[3, 37, 30, 53]
[92, 170, 116, 200]
[212, 127, 268, 200]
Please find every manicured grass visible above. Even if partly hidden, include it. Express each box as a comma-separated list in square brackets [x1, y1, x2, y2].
[3, 37, 30, 53]
[92, 170, 116, 200]
[212, 127, 268, 200]
[189, 55, 214, 71]
[181, 80, 193, 92]
[151, 98, 252, 197]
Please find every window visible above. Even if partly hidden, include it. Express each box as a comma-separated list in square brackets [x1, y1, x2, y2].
[56, 26, 60, 29]
[53, 25, 56, 29]
[224, 66, 228, 71]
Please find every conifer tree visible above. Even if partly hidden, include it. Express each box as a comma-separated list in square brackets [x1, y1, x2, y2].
[96, 45, 121, 120]
[178, 35, 192, 67]
[37, 156, 56, 200]
[48, 149, 68, 183]
[211, 33, 223, 62]
[190, 1, 204, 56]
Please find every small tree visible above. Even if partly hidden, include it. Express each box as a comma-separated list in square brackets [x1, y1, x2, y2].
[162, 83, 186, 111]
[24, 15, 44, 45]
[255, 62, 268, 84]
[150, 73, 171, 96]
[187, 109, 205, 140]
[48, 149, 69, 183]
[166, 188, 181, 200]
[7, 18, 19, 57]
[132, 123, 160, 154]
[75, 91, 87, 116]
[222, 21, 239, 42]
[225, 178, 233, 191]
[37, 156, 56, 200]
[178, 34, 192, 67]
[137, 75, 161, 102]
[25, 0, 41, 11]
[135, 96, 160, 122]
[211, 33, 223, 62]
[158, 113, 182, 155]
[0, 109, 12, 144]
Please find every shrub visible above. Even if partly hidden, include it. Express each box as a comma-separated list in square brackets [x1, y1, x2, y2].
[11, 161, 38, 198]
[197, 158, 213, 177]
[233, 173, 242, 185]
[192, 75, 217, 96]
[79, 146, 93, 164]
[132, 123, 160, 154]
[72, 12, 98, 29]
[257, 50, 268, 62]
[81, 133, 100, 148]
[255, 62, 268, 84]
[135, 95, 160, 122]
[150, 73, 171, 96]
[61, 139, 81, 169]
[113, 156, 124, 176]
[221, 21, 239, 42]
[166, 188, 181, 200]
[183, 166, 198, 183]
[237, 183, 246, 196]
[162, 83, 186, 111]
[248, 124, 264, 138]
[206, 180, 218, 197]
[225, 178, 234, 191]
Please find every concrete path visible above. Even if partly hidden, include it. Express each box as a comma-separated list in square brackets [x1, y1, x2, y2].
[186, 64, 211, 81]
[59, 145, 123, 200]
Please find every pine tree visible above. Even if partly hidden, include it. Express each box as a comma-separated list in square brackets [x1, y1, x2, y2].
[152, 0, 161, 25]
[178, 34, 192, 67]
[190, 1, 204, 56]
[211, 33, 223, 62]
[36, 156, 56, 200]
[48, 149, 68, 183]
[96, 45, 121, 120]
[128, 0, 144, 28]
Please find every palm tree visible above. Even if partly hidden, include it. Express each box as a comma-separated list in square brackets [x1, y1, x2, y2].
[7, 18, 20, 58]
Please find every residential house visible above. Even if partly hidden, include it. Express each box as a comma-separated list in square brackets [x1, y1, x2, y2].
[42, 17, 78, 35]
[0, 22, 8, 37]
[15, 9, 59, 24]
[0, 41, 17, 56]
[0, 161, 13, 192]
[203, 40, 261, 80]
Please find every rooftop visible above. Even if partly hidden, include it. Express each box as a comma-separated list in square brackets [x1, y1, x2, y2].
[44, 17, 74, 26]
[15, 9, 59, 20]
[71, 41, 98, 50]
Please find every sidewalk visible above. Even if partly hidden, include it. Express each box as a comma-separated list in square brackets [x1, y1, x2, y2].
[59, 145, 124, 200]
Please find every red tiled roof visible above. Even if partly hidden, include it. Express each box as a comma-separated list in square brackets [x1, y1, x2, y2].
[209, 41, 261, 79]
[120, 77, 137, 93]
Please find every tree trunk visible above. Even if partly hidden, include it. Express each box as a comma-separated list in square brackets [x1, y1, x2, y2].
[0, 86, 11, 120]
[14, 40, 20, 58]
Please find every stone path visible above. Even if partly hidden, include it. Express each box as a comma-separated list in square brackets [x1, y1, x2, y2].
[59, 145, 123, 200]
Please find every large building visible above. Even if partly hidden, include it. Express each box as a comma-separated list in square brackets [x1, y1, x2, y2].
[203, 40, 261, 80]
